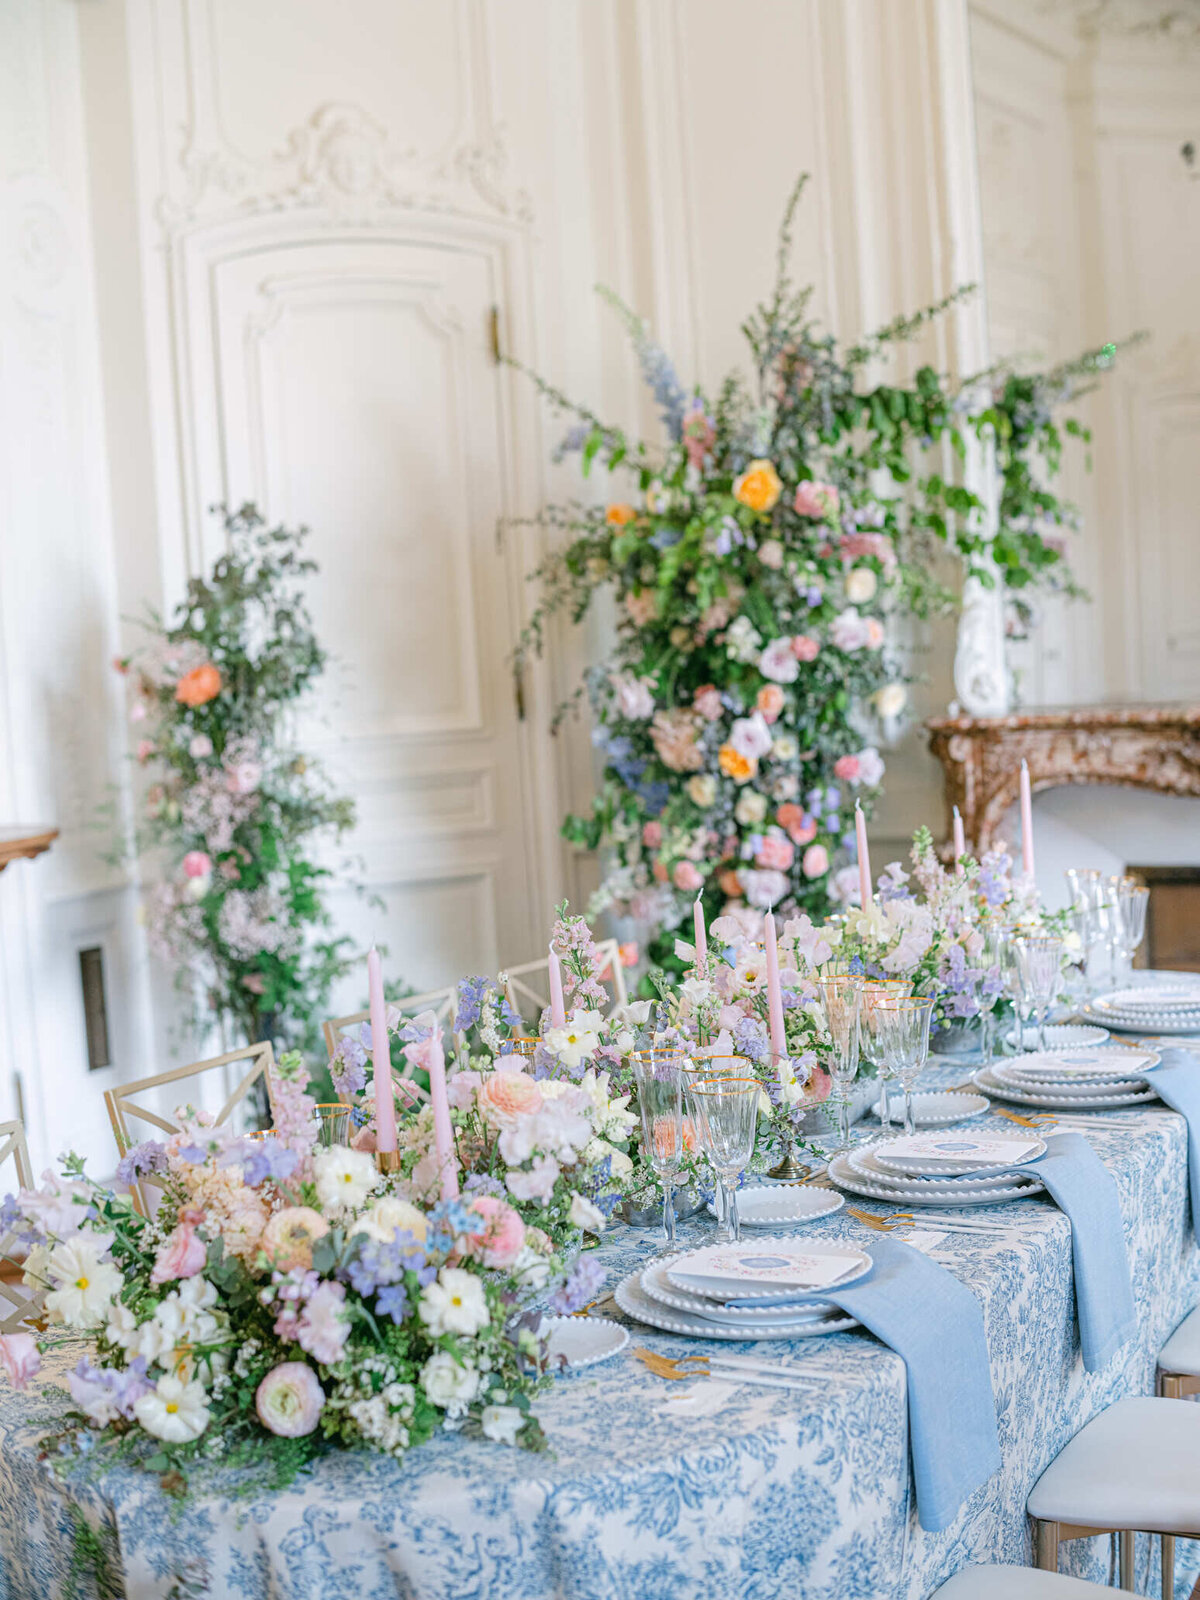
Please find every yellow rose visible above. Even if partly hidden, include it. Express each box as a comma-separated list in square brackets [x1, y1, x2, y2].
[732, 459, 783, 514]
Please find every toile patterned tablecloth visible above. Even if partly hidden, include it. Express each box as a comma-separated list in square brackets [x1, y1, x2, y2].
[1, 1058, 1199, 1600]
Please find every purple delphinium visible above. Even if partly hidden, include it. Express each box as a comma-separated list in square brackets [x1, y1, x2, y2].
[232, 1137, 299, 1188]
[733, 1014, 768, 1063]
[342, 1231, 433, 1298]
[547, 1255, 606, 1315]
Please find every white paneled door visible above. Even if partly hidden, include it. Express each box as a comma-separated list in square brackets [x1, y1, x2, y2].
[192, 225, 546, 998]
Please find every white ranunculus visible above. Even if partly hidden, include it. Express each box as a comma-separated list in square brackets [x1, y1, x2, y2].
[687, 773, 718, 808]
[355, 1197, 428, 1246]
[418, 1267, 490, 1337]
[873, 682, 907, 719]
[734, 790, 769, 827]
[313, 1147, 379, 1216]
[771, 732, 799, 762]
[481, 1404, 525, 1445]
[568, 1193, 606, 1233]
[43, 1237, 123, 1328]
[421, 1350, 480, 1410]
[845, 567, 878, 604]
[133, 1374, 210, 1443]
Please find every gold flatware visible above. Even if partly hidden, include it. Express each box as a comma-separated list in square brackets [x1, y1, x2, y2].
[846, 1205, 914, 1232]
[993, 1107, 1054, 1129]
[632, 1347, 821, 1391]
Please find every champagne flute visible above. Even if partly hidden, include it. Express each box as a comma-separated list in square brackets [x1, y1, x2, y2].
[816, 975, 863, 1151]
[1115, 878, 1149, 982]
[686, 1074, 760, 1244]
[630, 1048, 687, 1250]
[871, 995, 935, 1135]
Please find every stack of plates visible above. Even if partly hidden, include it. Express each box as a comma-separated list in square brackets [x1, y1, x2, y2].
[1082, 984, 1200, 1036]
[871, 1090, 989, 1128]
[1004, 1023, 1110, 1052]
[974, 1046, 1160, 1110]
[829, 1135, 1046, 1207]
[614, 1241, 867, 1341]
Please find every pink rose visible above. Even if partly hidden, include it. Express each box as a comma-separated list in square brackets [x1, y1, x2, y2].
[693, 686, 724, 722]
[864, 617, 885, 649]
[801, 844, 830, 879]
[150, 1221, 207, 1284]
[256, 1362, 324, 1438]
[479, 1070, 543, 1122]
[776, 804, 818, 847]
[756, 685, 785, 723]
[793, 481, 840, 519]
[642, 821, 663, 849]
[791, 635, 820, 662]
[673, 860, 704, 892]
[755, 834, 795, 872]
[833, 755, 861, 782]
[0, 1333, 40, 1390]
[618, 941, 639, 968]
[182, 850, 212, 879]
[840, 530, 897, 572]
[652, 860, 669, 884]
[463, 1195, 526, 1269]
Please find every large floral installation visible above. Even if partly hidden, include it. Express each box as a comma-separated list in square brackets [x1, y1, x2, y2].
[115, 505, 358, 1051]
[514, 178, 1128, 968]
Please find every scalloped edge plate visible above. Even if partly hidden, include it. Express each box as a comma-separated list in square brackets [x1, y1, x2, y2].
[872, 1131, 1046, 1178]
[828, 1151, 1043, 1207]
[543, 1314, 629, 1370]
[615, 1267, 860, 1341]
[641, 1256, 839, 1326]
[973, 1066, 1158, 1109]
[703, 1185, 844, 1227]
[873, 1091, 990, 1128]
[847, 1142, 1044, 1194]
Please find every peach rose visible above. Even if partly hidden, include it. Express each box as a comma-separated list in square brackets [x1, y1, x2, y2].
[732, 459, 783, 514]
[756, 835, 795, 872]
[652, 859, 669, 884]
[626, 590, 657, 627]
[479, 1070, 543, 1122]
[777, 804, 818, 847]
[833, 754, 861, 782]
[262, 1207, 329, 1270]
[463, 1195, 526, 1269]
[606, 504, 637, 528]
[150, 1220, 207, 1285]
[864, 617, 885, 649]
[718, 869, 742, 897]
[673, 860, 704, 892]
[792, 635, 820, 662]
[801, 844, 830, 879]
[756, 685, 785, 723]
[718, 745, 756, 784]
[175, 662, 222, 708]
[642, 820, 663, 849]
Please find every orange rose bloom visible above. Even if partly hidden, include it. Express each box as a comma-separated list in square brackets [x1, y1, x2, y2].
[732, 459, 783, 514]
[718, 868, 743, 897]
[718, 744, 756, 783]
[756, 684, 785, 721]
[606, 503, 637, 528]
[175, 663, 222, 707]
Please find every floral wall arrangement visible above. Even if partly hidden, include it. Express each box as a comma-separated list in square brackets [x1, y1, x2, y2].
[514, 177, 1130, 969]
[115, 505, 359, 1053]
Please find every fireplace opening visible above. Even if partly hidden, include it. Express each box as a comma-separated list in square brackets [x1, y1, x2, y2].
[1125, 867, 1200, 973]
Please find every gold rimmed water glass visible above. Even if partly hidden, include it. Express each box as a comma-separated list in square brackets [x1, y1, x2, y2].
[316, 1104, 351, 1147]
[1012, 935, 1064, 1052]
[858, 980, 912, 1133]
[867, 995, 934, 1136]
[686, 1074, 760, 1243]
[505, 1035, 540, 1061]
[686, 1054, 752, 1225]
[816, 974, 863, 1150]
[629, 1048, 688, 1249]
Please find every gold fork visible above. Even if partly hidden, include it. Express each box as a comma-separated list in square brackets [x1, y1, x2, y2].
[993, 1107, 1055, 1129]
[845, 1205, 913, 1232]
[632, 1347, 820, 1391]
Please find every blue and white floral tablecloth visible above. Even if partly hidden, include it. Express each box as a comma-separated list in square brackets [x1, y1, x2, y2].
[2, 1063, 1199, 1600]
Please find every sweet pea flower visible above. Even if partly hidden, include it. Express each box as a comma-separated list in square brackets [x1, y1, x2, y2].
[801, 844, 830, 879]
[506, 1155, 561, 1204]
[673, 860, 704, 892]
[256, 1363, 323, 1438]
[0, 1333, 40, 1390]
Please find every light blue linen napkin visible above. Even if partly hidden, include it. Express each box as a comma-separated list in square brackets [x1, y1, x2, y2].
[814, 1234, 1000, 1532]
[1029, 1131, 1135, 1371]
[1146, 1046, 1200, 1220]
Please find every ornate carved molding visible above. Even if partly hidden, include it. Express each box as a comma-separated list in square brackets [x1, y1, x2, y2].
[926, 704, 1200, 854]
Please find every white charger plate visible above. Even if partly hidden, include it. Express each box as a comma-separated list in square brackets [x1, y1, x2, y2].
[872, 1131, 1046, 1178]
[973, 1066, 1158, 1110]
[615, 1267, 860, 1341]
[1005, 1023, 1110, 1051]
[1097, 984, 1200, 1014]
[873, 1091, 989, 1128]
[703, 1185, 844, 1227]
[1000, 1048, 1154, 1080]
[847, 1143, 1044, 1196]
[666, 1240, 872, 1303]
[640, 1258, 839, 1327]
[828, 1152, 1039, 1208]
[1078, 1006, 1200, 1037]
[543, 1314, 629, 1370]
[991, 1064, 1149, 1097]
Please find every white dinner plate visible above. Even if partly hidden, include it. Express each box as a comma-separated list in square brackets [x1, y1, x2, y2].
[614, 1268, 860, 1341]
[847, 1143, 1044, 1196]
[973, 1066, 1159, 1110]
[991, 1064, 1150, 1098]
[666, 1240, 872, 1303]
[704, 1185, 844, 1227]
[1077, 1005, 1200, 1037]
[871, 1131, 1046, 1178]
[542, 1314, 629, 1370]
[1000, 1048, 1155, 1080]
[828, 1152, 1040, 1208]
[640, 1258, 840, 1327]
[873, 1091, 990, 1128]
[1005, 1023, 1110, 1051]
[1096, 984, 1200, 1014]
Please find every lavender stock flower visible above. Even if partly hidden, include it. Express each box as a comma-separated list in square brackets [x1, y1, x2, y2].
[116, 1140, 169, 1186]
[547, 1255, 606, 1315]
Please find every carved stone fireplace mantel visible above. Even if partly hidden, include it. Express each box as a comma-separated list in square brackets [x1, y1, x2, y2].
[925, 705, 1200, 855]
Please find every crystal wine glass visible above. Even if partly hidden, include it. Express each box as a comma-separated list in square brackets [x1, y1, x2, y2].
[686, 1074, 760, 1244]
[1115, 878, 1149, 983]
[976, 917, 1005, 1067]
[870, 995, 934, 1135]
[630, 1048, 687, 1250]
[688, 1053, 752, 1230]
[859, 980, 912, 1133]
[816, 975, 863, 1150]
[1013, 936, 1064, 1052]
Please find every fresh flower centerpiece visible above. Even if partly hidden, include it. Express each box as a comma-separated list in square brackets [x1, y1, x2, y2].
[514, 178, 1129, 967]
[0, 1047, 620, 1493]
[114, 504, 358, 1051]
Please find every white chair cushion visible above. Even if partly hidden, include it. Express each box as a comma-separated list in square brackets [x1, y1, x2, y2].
[1160, 1303, 1200, 1376]
[1027, 1396, 1200, 1534]
[931, 1565, 1128, 1599]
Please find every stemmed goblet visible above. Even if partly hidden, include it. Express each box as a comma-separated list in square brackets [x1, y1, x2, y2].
[869, 995, 935, 1136]
[1012, 936, 1064, 1053]
[630, 1048, 687, 1251]
[815, 975, 863, 1151]
[859, 980, 912, 1134]
[685, 1073, 760, 1244]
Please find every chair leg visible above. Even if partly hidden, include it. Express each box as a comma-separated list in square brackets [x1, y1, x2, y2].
[1162, 1532, 1175, 1600]
[1035, 1520, 1059, 1572]
[1120, 1529, 1135, 1591]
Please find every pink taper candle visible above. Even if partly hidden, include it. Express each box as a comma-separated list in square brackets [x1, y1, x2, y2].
[764, 910, 788, 1061]
[547, 944, 567, 1029]
[855, 801, 873, 912]
[367, 946, 396, 1154]
[426, 1025, 459, 1201]
[1019, 759, 1035, 879]
[693, 896, 707, 971]
[952, 806, 966, 875]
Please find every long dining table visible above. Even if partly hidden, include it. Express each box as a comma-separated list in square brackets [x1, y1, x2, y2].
[0, 1055, 1198, 1599]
